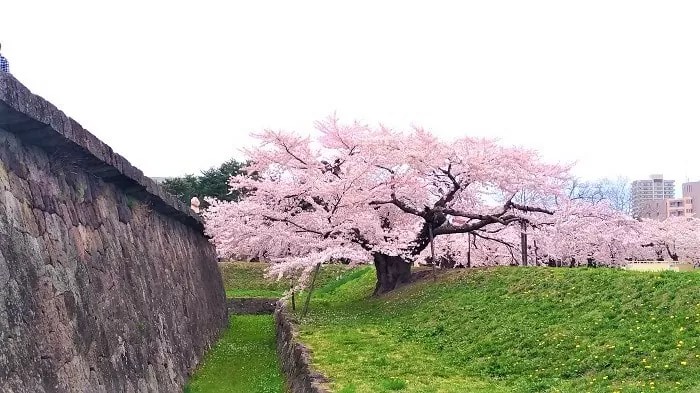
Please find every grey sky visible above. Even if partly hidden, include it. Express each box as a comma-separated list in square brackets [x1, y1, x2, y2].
[2, 1, 699, 192]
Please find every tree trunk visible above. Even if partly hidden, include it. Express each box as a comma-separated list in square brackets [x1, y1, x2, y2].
[302, 262, 322, 317]
[373, 253, 412, 295]
[666, 245, 680, 261]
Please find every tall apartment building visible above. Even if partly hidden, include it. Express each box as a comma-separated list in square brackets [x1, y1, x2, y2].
[631, 174, 675, 219]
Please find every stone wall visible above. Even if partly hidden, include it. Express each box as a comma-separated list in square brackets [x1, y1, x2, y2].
[274, 303, 329, 393]
[0, 74, 227, 392]
[227, 298, 278, 315]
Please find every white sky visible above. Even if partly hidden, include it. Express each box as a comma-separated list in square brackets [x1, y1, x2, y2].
[2, 1, 699, 192]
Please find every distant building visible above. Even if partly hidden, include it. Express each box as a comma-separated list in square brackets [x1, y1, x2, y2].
[632, 177, 700, 220]
[681, 181, 700, 218]
[666, 197, 693, 218]
[664, 181, 700, 218]
[631, 174, 675, 219]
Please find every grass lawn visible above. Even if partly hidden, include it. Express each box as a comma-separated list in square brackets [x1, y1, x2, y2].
[220, 261, 353, 299]
[295, 266, 700, 392]
[220, 262, 290, 298]
[185, 314, 284, 393]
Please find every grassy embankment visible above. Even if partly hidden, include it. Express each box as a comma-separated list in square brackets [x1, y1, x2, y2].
[295, 267, 700, 393]
[219, 261, 351, 299]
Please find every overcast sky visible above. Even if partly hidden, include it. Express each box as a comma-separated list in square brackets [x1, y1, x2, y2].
[2, 1, 699, 191]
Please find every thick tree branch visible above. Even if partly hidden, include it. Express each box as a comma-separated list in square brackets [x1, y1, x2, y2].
[434, 165, 463, 207]
[433, 215, 522, 236]
[370, 193, 427, 218]
[441, 208, 509, 222]
[510, 201, 554, 215]
[350, 228, 374, 252]
[375, 164, 396, 174]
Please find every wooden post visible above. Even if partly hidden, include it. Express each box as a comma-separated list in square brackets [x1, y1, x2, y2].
[533, 239, 539, 266]
[429, 225, 436, 281]
[302, 263, 322, 318]
[291, 277, 296, 311]
[520, 220, 528, 266]
[467, 233, 472, 268]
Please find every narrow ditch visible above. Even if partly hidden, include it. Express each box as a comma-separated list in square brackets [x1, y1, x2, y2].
[185, 313, 284, 393]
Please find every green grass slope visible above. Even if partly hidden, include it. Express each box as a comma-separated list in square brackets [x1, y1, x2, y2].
[220, 261, 353, 298]
[185, 315, 284, 393]
[220, 261, 290, 298]
[296, 267, 700, 393]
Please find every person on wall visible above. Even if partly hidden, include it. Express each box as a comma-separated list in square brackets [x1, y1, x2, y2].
[0, 43, 9, 74]
[190, 196, 201, 214]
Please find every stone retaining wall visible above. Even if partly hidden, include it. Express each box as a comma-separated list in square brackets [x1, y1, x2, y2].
[0, 74, 227, 392]
[274, 303, 329, 393]
[227, 298, 278, 315]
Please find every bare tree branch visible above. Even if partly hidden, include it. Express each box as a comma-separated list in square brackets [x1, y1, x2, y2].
[262, 215, 325, 236]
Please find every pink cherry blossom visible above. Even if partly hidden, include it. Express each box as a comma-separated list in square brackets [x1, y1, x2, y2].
[205, 117, 572, 293]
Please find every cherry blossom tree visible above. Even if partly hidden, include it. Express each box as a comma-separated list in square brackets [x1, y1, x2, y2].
[529, 200, 640, 267]
[638, 217, 700, 262]
[430, 200, 642, 268]
[205, 117, 570, 294]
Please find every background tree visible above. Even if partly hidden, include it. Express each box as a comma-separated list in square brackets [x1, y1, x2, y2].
[162, 158, 246, 208]
[161, 174, 199, 203]
[567, 176, 632, 215]
[638, 217, 700, 262]
[530, 200, 639, 267]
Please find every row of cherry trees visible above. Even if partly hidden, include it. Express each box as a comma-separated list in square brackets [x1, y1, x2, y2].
[204, 118, 700, 294]
[428, 208, 700, 269]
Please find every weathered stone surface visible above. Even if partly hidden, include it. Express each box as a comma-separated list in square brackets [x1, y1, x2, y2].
[227, 298, 278, 315]
[275, 303, 330, 393]
[0, 75, 227, 392]
[0, 73, 202, 233]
